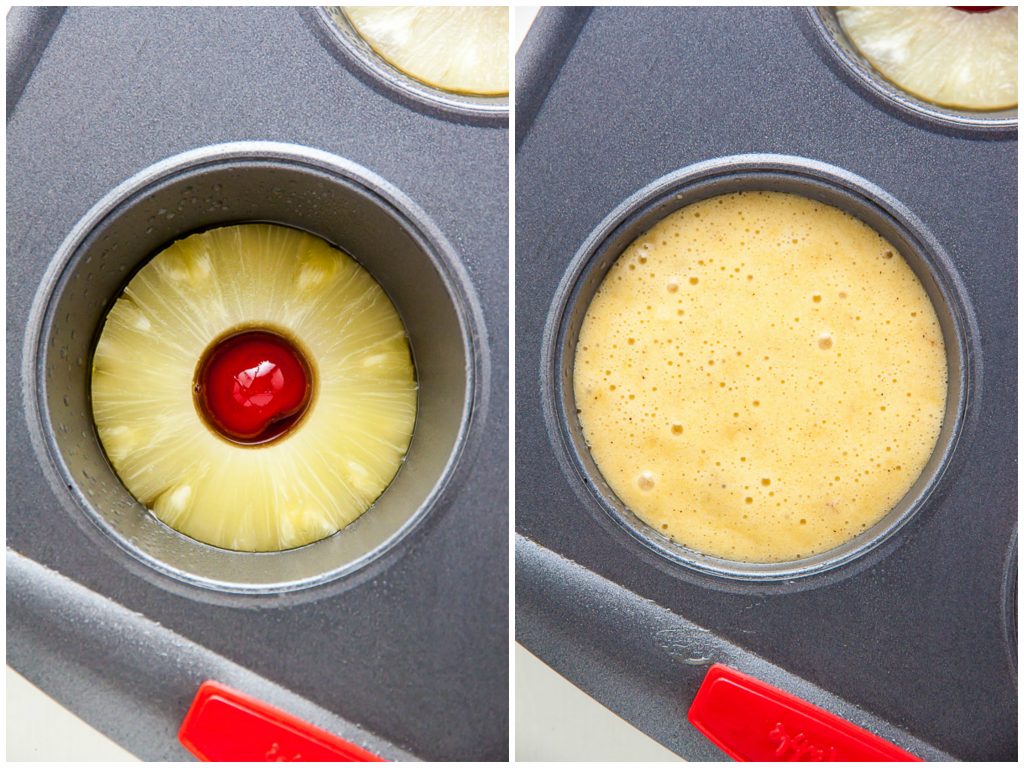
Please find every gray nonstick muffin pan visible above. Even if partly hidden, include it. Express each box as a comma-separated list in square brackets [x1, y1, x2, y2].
[516, 6, 1016, 762]
[8, 6, 507, 761]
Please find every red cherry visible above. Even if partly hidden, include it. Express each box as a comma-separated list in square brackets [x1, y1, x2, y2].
[950, 6, 1002, 12]
[196, 330, 311, 444]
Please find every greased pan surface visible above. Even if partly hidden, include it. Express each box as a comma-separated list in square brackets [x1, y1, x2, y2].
[7, 6, 508, 761]
[516, 6, 1015, 761]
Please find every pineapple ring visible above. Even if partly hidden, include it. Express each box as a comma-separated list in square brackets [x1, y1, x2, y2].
[838, 6, 1017, 111]
[91, 224, 417, 552]
[342, 6, 509, 96]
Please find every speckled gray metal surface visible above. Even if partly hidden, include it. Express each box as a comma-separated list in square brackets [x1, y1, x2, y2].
[515, 6, 1016, 761]
[7, 550, 418, 761]
[7, 6, 507, 761]
[516, 535, 955, 762]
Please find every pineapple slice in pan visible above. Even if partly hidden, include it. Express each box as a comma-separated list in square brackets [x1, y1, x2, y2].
[342, 6, 509, 96]
[838, 6, 1017, 111]
[91, 224, 417, 552]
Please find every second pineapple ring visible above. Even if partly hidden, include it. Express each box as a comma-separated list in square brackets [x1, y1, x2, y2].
[806, 6, 1017, 132]
[312, 6, 509, 121]
[25, 141, 484, 596]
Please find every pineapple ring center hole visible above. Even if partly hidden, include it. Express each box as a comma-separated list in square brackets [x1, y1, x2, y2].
[194, 328, 314, 446]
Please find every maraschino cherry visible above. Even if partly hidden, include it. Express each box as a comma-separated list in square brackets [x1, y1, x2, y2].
[195, 330, 311, 444]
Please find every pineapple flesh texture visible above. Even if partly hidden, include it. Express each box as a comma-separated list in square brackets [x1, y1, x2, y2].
[342, 6, 509, 96]
[91, 224, 417, 552]
[838, 6, 1017, 111]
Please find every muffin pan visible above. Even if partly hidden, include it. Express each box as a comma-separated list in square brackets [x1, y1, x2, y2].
[8, 6, 507, 761]
[517, 6, 1015, 761]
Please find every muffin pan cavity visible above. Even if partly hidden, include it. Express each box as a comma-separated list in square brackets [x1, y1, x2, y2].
[27, 142, 477, 593]
[316, 6, 509, 122]
[807, 7, 1017, 132]
[546, 155, 972, 582]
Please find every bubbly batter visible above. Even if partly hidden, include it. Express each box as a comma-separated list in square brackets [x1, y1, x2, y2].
[574, 191, 947, 562]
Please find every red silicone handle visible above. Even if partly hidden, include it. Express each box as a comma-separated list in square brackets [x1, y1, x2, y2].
[178, 680, 384, 762]
[688, 664, 921, 762]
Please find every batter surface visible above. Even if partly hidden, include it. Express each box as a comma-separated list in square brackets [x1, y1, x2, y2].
[573, 191, 947, 562]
